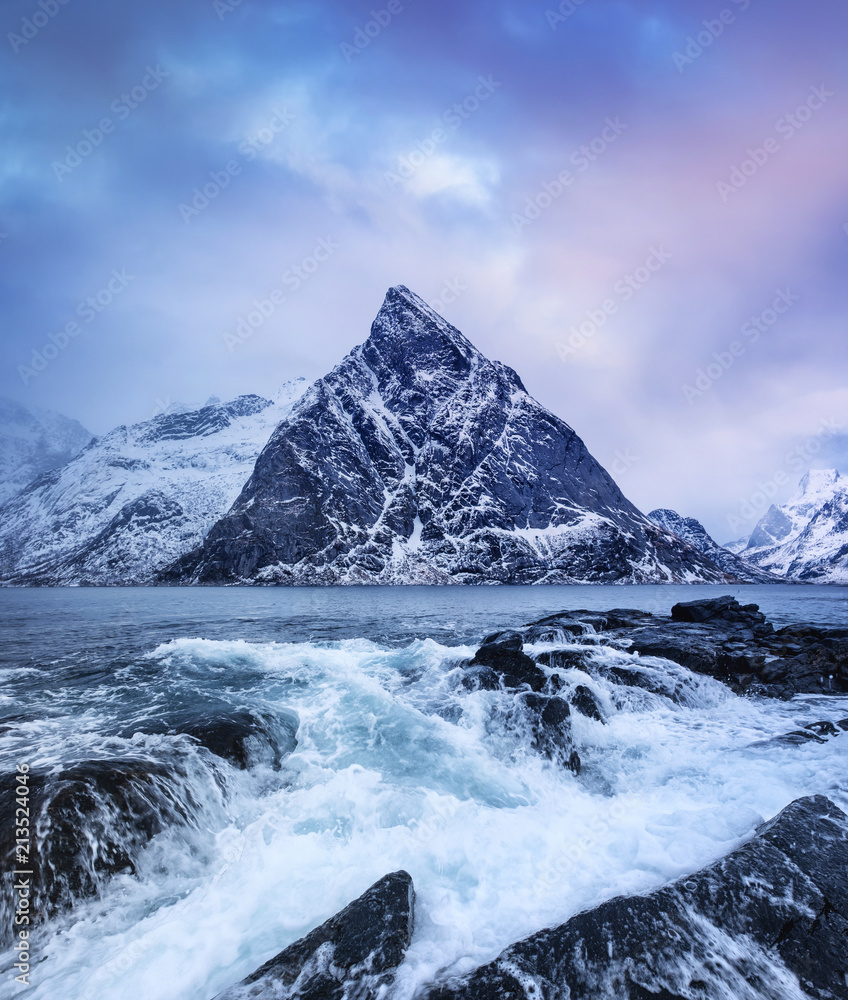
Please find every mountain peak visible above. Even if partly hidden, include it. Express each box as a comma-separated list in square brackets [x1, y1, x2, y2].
[365, 286, 477, 373]
[797, 468, 841, 499]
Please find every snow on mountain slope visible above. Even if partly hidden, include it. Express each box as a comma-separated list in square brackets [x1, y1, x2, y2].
[0, 382, 307, 585]
[0, 397, 93, 502]
[647, 509, 780, 583]
[742, 469, 848, 584]
[168, 286, 737, 586]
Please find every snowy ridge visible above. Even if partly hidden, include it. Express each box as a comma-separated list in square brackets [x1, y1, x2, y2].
[0, 382, 307, 585]
[170, 286, 736, 586]
[741, 469, 848, 584]
[0, 397, 93, 502]
[647, 508, 780, 584]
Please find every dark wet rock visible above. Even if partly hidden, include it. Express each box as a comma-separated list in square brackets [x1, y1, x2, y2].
[471, 634, 547, 692]
[213, 871, 414, 1000]
[750, 718, 847, 748]
[182, 710, 297, 770]
[804, 720, 841, 738]
[522, 617, 586, 643]
[519, 693, 580, 772]
[569, 684, 605, 723]
[671, 595, 768, 627]
[422, 795, 848, 1000]
[519, 596, 848, 699]
[0, 757, 204, 942]
[533, 649, 592, 673]
[627, 629, 719, 676]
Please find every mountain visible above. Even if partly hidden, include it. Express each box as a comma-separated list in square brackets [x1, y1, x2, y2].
[0, 397, 93, 502]
[0, 383, 307, 586]
[741, 469, 848, 584]
[647, 509, 780, 583]
[168, 286, 737, 586]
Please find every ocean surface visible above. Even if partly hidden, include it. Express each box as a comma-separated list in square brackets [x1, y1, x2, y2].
[1, 584, 847, 1000]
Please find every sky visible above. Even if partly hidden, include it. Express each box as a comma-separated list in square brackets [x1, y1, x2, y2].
[1, 0, 846, 541]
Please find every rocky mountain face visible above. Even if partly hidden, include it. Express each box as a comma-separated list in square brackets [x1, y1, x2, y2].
[169, 286, 736, 586]
[0, 384, 306, 586]
[647, 508, 779, 583]
[741, 469, 848, 584]
[0, 397, 93, 502]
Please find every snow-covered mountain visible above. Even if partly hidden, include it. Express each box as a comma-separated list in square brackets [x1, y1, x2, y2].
[646, 509, 779, 583]
[168, 286, 737, 586]
[740, 469, 848, 584]
[0, 383, 307, 585]
[0, 397, 93, 502]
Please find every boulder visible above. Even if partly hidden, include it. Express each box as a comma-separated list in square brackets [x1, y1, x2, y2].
[519, 693, 580, 772]
[182, 710, 297, 770]
[0, 757, 204, 942]
[568, 685, 605, 723]
[471, 633, 547, 692]
[422, 796, 848, 1000]
[213, 871, 414, 1000]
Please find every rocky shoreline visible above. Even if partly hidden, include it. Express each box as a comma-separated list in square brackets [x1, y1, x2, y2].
[207, 596, 848, 1000]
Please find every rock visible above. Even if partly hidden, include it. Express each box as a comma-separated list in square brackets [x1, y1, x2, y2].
[213, 871, 414, 1000]
[182, 710, 297, 770]
[422, 796, 848, 1000]
[628, 630, 719, 676]
[519, 693, 580, 772]
[670, 596, 767, 627]
[519, 597, 848, 699]
[569, 685, 605, 723]
[471, 635, 547, 692]
[534, 649, 593, 673]
[750, 719, 847, 748]
[0, 757, 205, 942]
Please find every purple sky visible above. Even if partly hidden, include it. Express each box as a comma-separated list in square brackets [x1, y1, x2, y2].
[1, 0, 846, 540]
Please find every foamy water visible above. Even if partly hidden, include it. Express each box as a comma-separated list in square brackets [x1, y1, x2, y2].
[0, 587, 846, 1000]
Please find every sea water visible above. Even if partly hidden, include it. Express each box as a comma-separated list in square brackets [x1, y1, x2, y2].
[0, 585, 846, 1000]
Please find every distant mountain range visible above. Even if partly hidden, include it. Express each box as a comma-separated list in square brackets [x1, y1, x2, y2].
[731, 469, 848, 585]
[646, 509, 779, 583]
[0, 290, 844, 587]
[0, 397, 93, 503]
[0, 384, 306, 585]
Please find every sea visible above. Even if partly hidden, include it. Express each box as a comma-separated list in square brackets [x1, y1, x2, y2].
[1, 584, 847, 1000]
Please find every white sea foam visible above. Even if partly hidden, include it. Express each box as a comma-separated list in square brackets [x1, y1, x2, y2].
[5, 634, 848, 1000]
